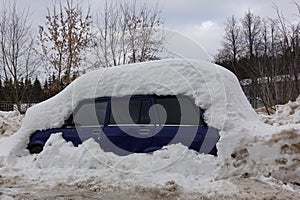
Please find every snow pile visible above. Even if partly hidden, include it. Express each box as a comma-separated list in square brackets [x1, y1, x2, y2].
[215, 98, 300, 183]
[34, 133, 219, 178]
[259, 96, 300, 125]
[1, 133, 236, 197]
[1, 131, 299, 198]
[0, 111, 23, 137]
[218, 126, 300, 184]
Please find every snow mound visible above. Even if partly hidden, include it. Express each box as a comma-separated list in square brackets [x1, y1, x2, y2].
[259, 96, 300, 125]
[35, 133, 219, 176]
[218, 126, 300, 184]
[1, 59, 265, 158]
[0, 111, 23, 137]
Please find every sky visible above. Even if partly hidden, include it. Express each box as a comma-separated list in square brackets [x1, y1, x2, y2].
[2, 0, 298, 58]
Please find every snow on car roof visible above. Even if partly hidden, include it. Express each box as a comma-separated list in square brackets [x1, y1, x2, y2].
[0, 59, 267, 158]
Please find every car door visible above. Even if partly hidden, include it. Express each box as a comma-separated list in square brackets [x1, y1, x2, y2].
[151, 95, 219, 155]
[101, 96, 155, 155]
[72, 99, 108, 145]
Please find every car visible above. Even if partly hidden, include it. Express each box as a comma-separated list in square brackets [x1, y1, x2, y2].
[27, 94, 220, 156]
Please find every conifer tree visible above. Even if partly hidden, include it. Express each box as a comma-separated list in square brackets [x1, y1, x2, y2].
[32, 78, 43, 102]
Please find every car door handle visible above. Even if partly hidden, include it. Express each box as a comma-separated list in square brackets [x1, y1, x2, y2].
[92, 130, 101, 135]
[139, 129, 150, 135]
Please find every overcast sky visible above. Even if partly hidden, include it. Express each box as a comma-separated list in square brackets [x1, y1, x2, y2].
[3, 0, 298, 58]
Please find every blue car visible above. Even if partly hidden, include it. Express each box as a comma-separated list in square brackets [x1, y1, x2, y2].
[27, 95, 220, 156]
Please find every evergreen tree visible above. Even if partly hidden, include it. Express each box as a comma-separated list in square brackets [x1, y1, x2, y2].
[42, 80, 50, 100]
[24, 78, 33, 102]
[18, 78, 25, 102]
[32, 78, 43, 102]
[3, 78, 13, 102]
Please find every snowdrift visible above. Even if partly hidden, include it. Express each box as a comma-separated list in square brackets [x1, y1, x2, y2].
[259, 96, 300, 125]
[0, 111, 23, 137]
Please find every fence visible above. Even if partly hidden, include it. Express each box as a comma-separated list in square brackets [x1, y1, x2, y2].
[0, 101, 14, 112]
[0, 101, 38, 113]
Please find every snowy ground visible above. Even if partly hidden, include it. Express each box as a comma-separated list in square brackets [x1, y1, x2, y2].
[0, 111, 23, 137]
[0, 99, 299, 199]
[0, 60, 299, 199]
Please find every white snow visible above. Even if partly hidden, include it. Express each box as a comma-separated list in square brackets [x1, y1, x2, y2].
[0, 111, 23, 137]
[259, 96, 300, 125]
[0, 59, 299, 199]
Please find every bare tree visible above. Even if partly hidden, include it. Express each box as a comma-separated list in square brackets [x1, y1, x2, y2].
[122, 1, 163, 63]
[93, 0, 164, 68]
[38, 0, 93, 91]
[216, 15, 241, 75]
[0, 1, 38, 110]
[216, 3, 300, 112]
[240, 10, 263, 108]
[274, 2, 300, 103]
[93, 2, 126, 67]
[242, 10, 262, 59]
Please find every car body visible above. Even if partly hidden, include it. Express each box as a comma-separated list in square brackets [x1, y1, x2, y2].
[27, 95, 220, 156]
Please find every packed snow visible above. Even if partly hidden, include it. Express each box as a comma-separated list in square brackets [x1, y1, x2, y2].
[259, 96, 300, 125]
[0, 59, 299, 199]
[0, 111, 23, 137]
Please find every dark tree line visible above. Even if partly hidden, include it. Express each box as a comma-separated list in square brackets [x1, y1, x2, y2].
[0, 76, 64, 103]
[216, 3, 300, 113]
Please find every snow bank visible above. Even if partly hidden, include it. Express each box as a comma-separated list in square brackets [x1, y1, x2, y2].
[34, 133, 219, 175]
[0, 111, 23, 137]
[259, 96, 300, 125]
[1, 59, 265, 158]
[1, 133, 230, 193]
[217, 125, 300, 182]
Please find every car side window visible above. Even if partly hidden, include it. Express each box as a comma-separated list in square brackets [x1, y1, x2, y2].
[64, 114, 75, 127]
[155, 96, 181, 125]
[139, 99, 152, 124]
[155, 95, 206, 126]
[109, 98, 151, 125]
[74, 101, 108, 126]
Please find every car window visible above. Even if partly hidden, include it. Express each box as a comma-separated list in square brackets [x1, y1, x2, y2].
[155, 96, 180, 125]
[109, 98, 151, 125]
[65, 114, 75, 127]
[155, 96, 205, 125]
[139, 99, 152, 124]
[74, 101, 108, 126]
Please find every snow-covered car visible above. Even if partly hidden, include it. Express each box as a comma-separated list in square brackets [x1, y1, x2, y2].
[17, 58, 257, 158]
[27, 94, 220, 155]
